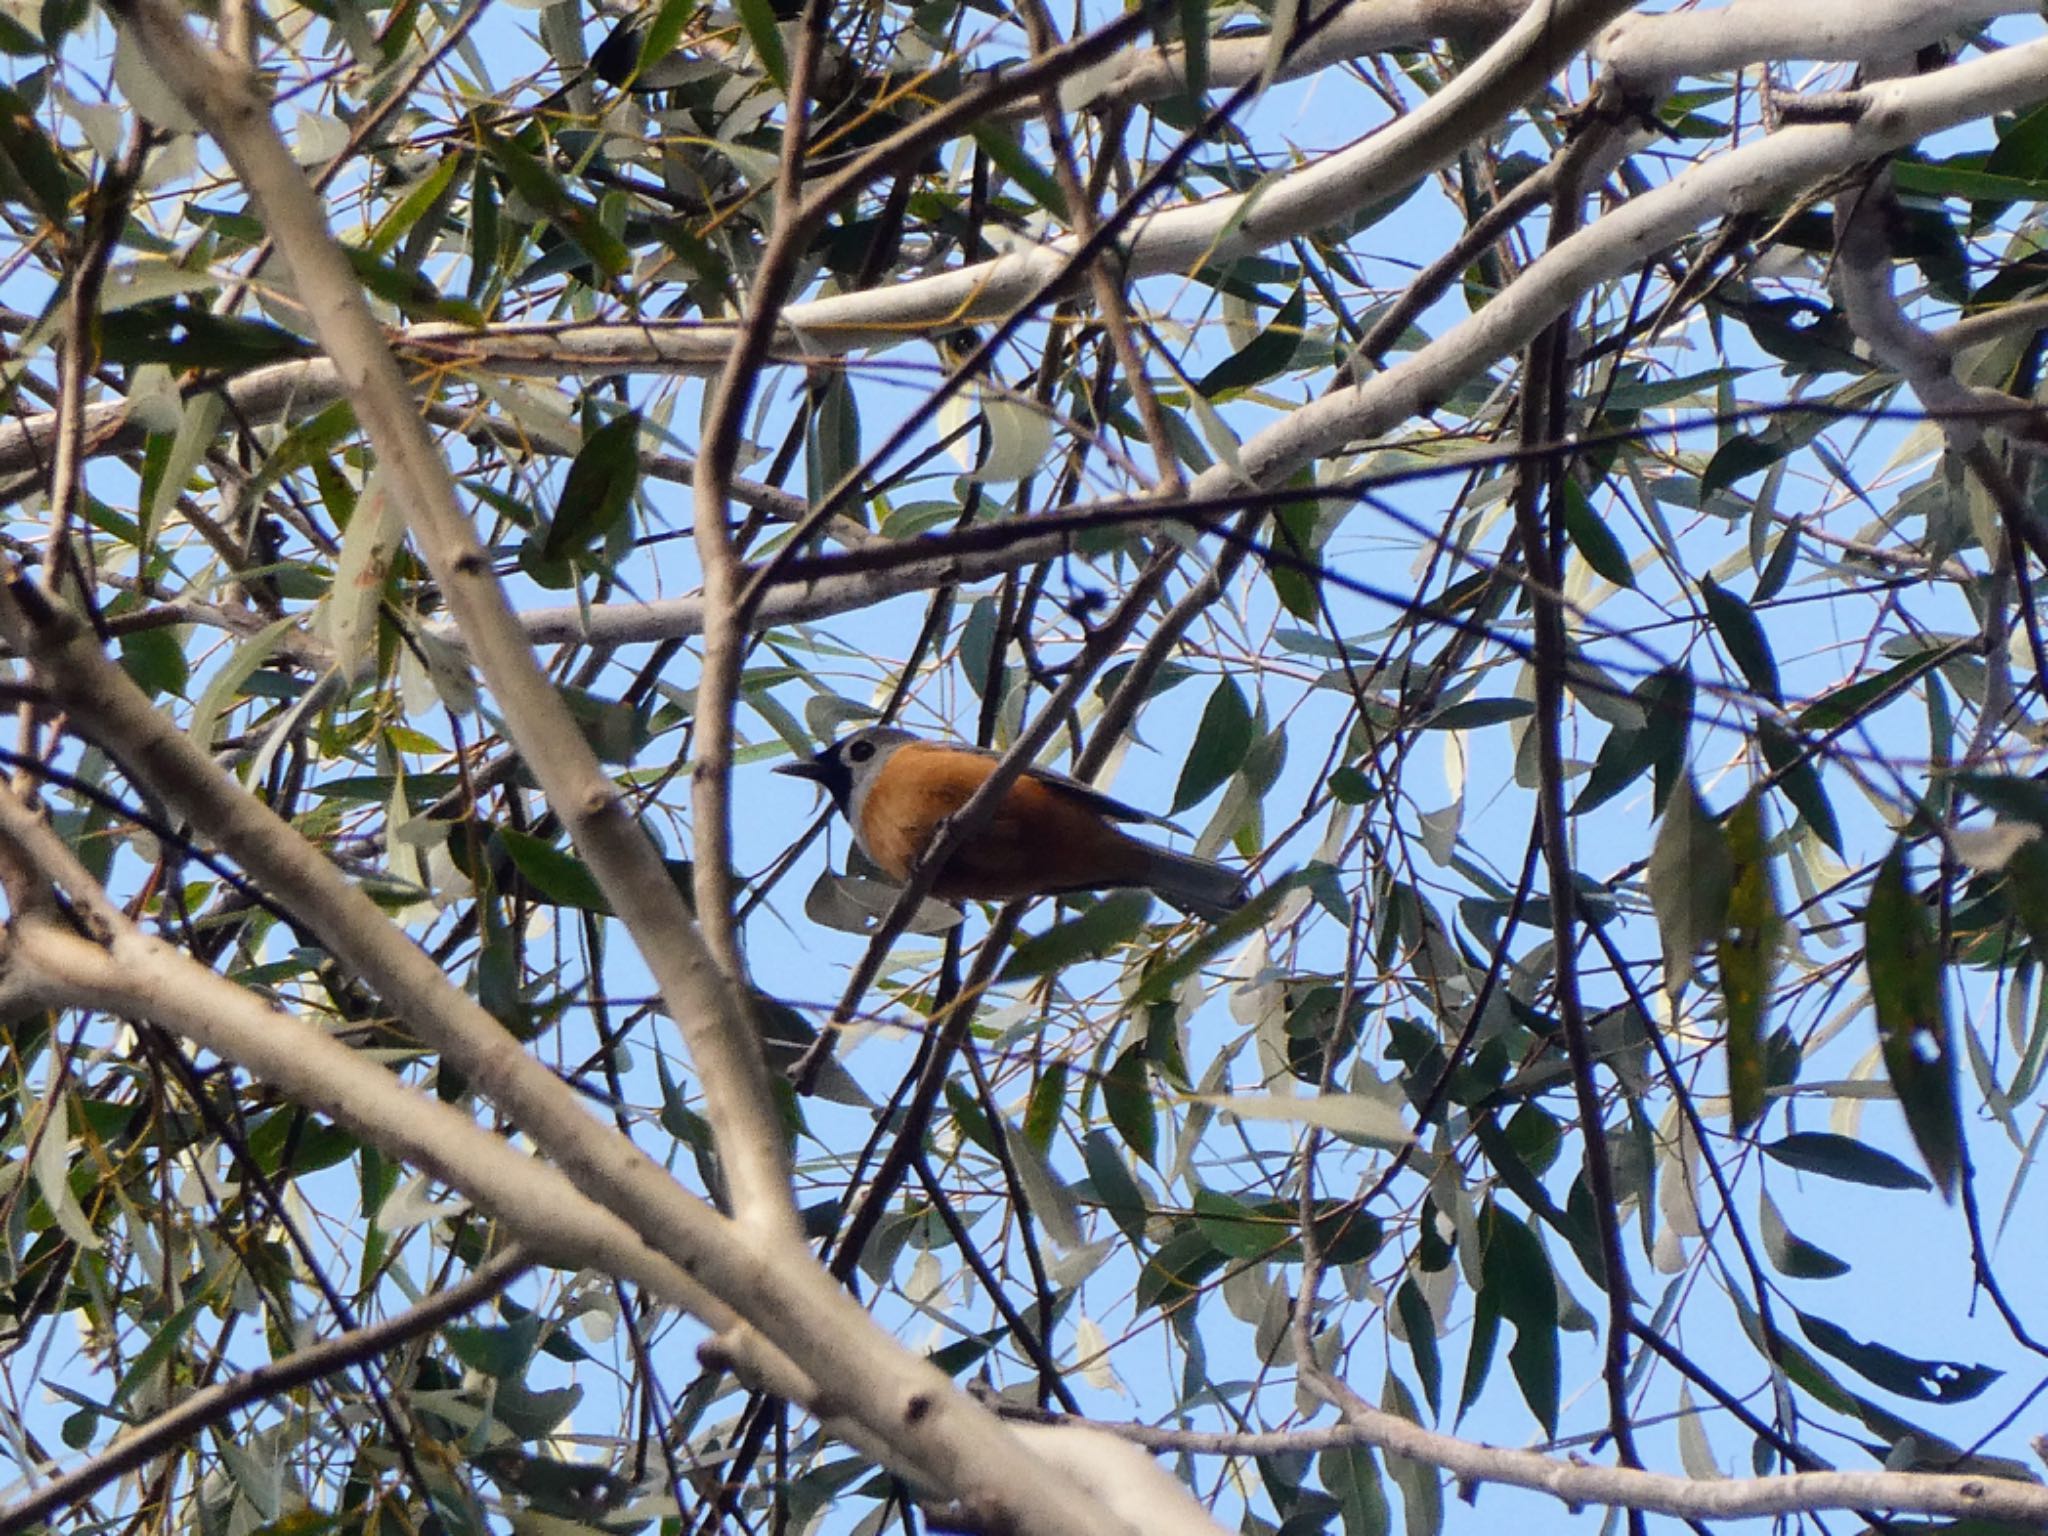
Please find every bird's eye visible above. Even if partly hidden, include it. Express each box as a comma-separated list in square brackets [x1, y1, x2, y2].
[846, 739, 875, 764]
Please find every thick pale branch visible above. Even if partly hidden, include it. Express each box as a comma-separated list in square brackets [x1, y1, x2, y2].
[1028, 1409, 2048, 1526]
[1051, 0, 1532, 117]
[1595, 0, 2031, 89]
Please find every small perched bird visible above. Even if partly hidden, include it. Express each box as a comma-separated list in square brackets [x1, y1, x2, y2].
[777, 726, 1247, 919]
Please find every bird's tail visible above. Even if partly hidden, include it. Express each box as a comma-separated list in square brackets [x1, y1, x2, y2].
[1139, 846, 1247, 922]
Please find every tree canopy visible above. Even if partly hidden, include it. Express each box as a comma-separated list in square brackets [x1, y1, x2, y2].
[3, 2, 2048, 1535]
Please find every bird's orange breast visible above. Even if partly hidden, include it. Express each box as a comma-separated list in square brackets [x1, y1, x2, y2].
[859, 742, 1153, 900]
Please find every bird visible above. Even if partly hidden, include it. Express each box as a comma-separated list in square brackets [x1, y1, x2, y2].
[776, 726, 1247, 919]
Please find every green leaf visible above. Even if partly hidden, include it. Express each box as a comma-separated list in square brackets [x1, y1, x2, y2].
[1304, 1200, 1382, 1265]
[1758, 719, 1842, 853]
[2003, 836, 2048, 962]
[1023, 1063, 1066, 1152]
[98, 301, 313, 371]
[1798, 647, 1947, 731]
[498, 829, 611, 913]
[483, 130, 629, 278]
[1718, 794, 1780, 1133]
[345, 245, 483, 326]
[1394, 1279, 1442, 1418]
[1102, 1043, 1157, 1167]
[1478, 1202, 1558, 1437]
[364, 150, 464, 258]
[444, 1315, 542, 1379]
[634, 0, 700, 78]
[1172, 676, 1254, 812]
[1423, 697, 1532, 731]
[1133, 873, 1299, 1005]
[961, 594, 1006, 700]
[1198, 285, 1305, 399]
[1459, 1282, 1501, 1422]
[1572, 719, 1654, 817]
[1761, 1132, 1932, 1191]
[1890, 157, 2048, 203]
[1001, 890, 1154, 980]
[1192, 1188, 1286, 1260]
[1758, 1188, 1849, 1279]
[1866, 843, 1961, 1200]
[1135, 1222, 1227, 1312]
[541, 409, 642, 562]
[1083, 1129, 1152, 1243]
[1794, 1308, 2000, 1404]
[1321, 1444, 1390, 1536]
[1175, 0, 1208, 100]
[120, 626, 188, 700]
[1700, 575, 1781, 704]
[0, 85, 71, 228]
[1267, 492, 1324, 620]
[806, 370, 862, 507]
[1379, 1374, 1443, 1536]
[733, 0, 788, 89]
[970, 122, 1068, 221]
[1559, 478, 1633, 588]
[1753, 518, 1801, 601]
[113, 1296, 206, 1408]
[1954, 771, 2048, 828]
[1702, 432, 1788, 495]
[1647, 774, 1732, 995]
[0, 11, 39, 53]
[1639, 663, 1694, 812]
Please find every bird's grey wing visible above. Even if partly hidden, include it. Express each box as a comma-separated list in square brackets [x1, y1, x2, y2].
[1021, 765, 1163, 825]
[938, 739, 1165, 824]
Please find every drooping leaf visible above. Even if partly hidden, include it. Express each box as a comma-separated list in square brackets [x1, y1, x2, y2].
[730, 0, 788, 85]
[1394, 1279, 1441, 1419]
[1954, 771, 2048, 828]
[1647, 773, 1732, 995]
[1102, 1043, 1158, 1167]
[1866, 843, 1961, 1200]
[1559, 477, 1634, 588]
[1175, 0, 1209, 100]
[1172, 676, 1253, 812]
[1321, 1443, 1390, 1536]
[1700, 575, 1781, 704]
[1267, 488, 1325, 620]
[0, 84, 71, 227]
[1083, 1130, 1153, 1244]
[1477, 1201, 1558, 1437]
[541, 408, 641, 562]
[1132, 876, 1299, 1005]
[1758, 720, 1842, 854]
[1379, 1374, 1442, 1536]
[1719, 794, 1780, 1133]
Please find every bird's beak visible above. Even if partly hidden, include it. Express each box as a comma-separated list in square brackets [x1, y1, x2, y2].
[776, 758, 831, 784]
